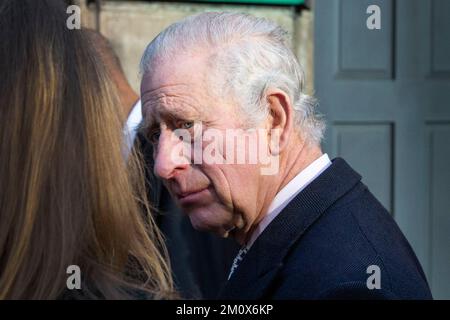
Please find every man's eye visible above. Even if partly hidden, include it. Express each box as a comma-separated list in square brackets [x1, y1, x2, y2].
[181, 121, 194, 129]
[149, 130, 161, 143]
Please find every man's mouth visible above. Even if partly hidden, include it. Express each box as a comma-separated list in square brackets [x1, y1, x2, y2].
[176, 187, 210, 205]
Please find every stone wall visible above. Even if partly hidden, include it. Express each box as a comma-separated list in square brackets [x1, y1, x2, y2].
[79, 1, 314, 95]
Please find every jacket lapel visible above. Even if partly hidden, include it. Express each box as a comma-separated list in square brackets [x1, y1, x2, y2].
[218, 158, 362, 299]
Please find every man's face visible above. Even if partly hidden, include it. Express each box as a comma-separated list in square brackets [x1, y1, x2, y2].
[140, 55, 272, 238]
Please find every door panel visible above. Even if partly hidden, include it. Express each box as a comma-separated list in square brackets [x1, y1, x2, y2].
[332, 122, 394, 212]
[315, 0, 450, 298]
[336, 0, 394, 79]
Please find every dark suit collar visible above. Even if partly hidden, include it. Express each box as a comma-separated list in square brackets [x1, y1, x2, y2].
[218, 157, 362, 299]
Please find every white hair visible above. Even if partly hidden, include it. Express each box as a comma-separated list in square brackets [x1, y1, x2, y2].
[140, 12, 325, 145]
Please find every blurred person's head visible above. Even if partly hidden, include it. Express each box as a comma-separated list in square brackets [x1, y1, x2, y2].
[84, 29, 139, 118]
[140, 12, 324, 244]
[0, 0, 173, 299]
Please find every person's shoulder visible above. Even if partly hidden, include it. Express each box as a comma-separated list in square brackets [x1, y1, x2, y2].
[273, 182, 432, 299]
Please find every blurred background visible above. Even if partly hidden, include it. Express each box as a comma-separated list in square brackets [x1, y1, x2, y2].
[75, 0, 449, 299]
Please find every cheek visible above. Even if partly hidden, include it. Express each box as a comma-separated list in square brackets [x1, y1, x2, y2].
[204, 163, 261, 212]
[201, 165, 234, 209]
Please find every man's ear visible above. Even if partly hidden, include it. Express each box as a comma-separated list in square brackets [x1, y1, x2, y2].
[265, 89, 294, 155]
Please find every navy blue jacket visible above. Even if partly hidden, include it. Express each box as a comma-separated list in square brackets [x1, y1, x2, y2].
[219, 158, 432, 299]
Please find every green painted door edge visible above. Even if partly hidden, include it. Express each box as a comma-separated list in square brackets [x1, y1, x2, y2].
[193, 0, 304, 5]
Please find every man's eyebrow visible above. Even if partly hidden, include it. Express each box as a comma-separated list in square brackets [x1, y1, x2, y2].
[139, 107, 201, 134]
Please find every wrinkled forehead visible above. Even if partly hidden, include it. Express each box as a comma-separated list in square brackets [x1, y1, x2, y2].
[139, 52, 236, 127]
[140, 49, 211, 91]
[141, 77, 208, 116]
[141, 53, 209, 102]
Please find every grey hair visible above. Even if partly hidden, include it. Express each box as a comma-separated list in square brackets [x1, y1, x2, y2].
[140, 12, 325, 145]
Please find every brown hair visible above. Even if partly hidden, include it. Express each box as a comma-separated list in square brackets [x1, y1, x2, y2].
[0, 0, 173, 299]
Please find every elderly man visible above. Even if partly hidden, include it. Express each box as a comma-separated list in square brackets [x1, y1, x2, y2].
[139, 12, 432, 299]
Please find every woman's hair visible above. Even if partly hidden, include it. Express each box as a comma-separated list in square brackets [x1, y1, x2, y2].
[0, 0, 173, 299]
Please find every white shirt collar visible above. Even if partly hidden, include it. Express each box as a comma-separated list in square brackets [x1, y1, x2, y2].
[123, 99, 142, 157]
[245, 153, 332, 249]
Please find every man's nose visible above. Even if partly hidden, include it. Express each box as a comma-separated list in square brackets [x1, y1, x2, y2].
[153, 130, 189, 180]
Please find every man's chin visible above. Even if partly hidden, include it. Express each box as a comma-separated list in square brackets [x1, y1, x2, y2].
[187, 210, 235, 238]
